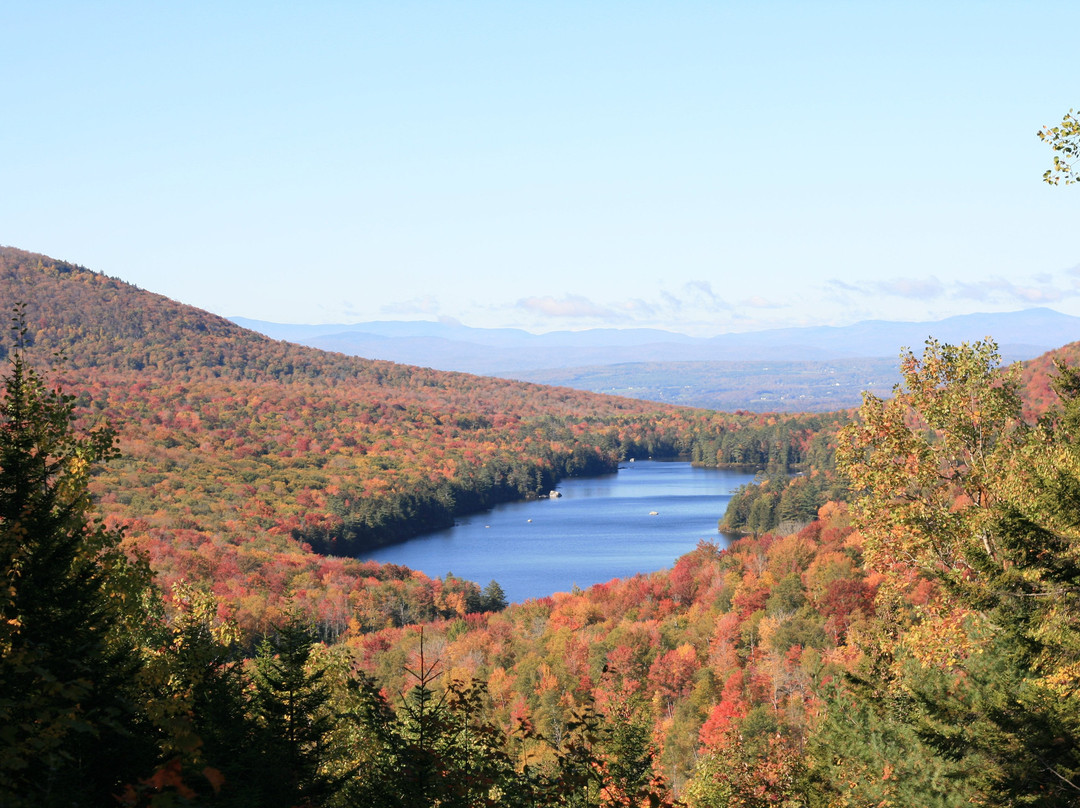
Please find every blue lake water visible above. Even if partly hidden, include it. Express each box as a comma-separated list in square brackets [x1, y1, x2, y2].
[360, 460, 757, 603]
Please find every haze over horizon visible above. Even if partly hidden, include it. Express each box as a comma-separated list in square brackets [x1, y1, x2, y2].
[3, 2, 1079, 337]
[232, 305, 1080, 342]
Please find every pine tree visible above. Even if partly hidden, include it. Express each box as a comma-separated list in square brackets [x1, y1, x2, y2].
[136, 584, 252, 805]
[325, 663, 408, 808]
[0, 335, 153, 805]
[397, 634, 455, 805]
[249, 616, 340, 807]
[481, 579, 508, 612]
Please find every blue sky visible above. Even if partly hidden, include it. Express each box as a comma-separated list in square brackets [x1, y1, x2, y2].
[3, 2, 1078, 335]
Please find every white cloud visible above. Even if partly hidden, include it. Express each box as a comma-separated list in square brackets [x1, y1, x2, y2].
[516, 294, 619, 319]
[659, 290, 684, 312]
[617, 298, 661, 317]
[953, 276, 1076, 304]
[825, 272, 1080, 308]
[683, 280, 726, 308]
[826, 278, 862, 293]
[381, 295, 440, 315]
[743, 295, 784, 309]
[873, 276, 945, 299]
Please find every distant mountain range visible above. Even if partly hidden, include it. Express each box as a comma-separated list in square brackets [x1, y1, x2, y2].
[232, 309, 1080, 411]
[231, 309, 1078, 370]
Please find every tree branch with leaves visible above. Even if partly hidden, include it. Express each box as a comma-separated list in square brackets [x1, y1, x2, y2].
[1039, 108, 1080, 185]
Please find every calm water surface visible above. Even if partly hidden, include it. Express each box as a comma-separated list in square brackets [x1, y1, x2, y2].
[361, 461, 756, 603]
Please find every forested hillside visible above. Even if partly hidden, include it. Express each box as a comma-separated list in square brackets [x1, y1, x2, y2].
[7, 245, 1080, 805]
[334, 338, 1080, 806]
[717, 339, 1080, 538]
[0, 246, 839, 635]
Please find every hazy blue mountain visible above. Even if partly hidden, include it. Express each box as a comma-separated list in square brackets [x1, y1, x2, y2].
[229, 308, 1080, 411]
[699, 308, 1079, 359]
[229, 318, 696, 349]
[231, 308, 1079, 372]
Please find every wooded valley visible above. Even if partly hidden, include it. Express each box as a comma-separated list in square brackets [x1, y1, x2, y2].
[3, 246, 1079, 806]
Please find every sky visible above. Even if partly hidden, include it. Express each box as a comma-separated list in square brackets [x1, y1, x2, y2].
[2, 1, 1078, 336]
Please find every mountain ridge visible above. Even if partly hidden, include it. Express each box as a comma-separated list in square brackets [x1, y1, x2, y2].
[231, 309, 1077, 411]
[231, 309, 1075, 373]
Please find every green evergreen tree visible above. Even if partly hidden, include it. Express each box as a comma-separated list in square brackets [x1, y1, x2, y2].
[440, 678, 520, 807]
[327, 664, 410, 808]
[603, 706, 658, 805]
[481, 579, 508, 612]
[0, 337, 154, 805]
[137, 584, 254, 805]
[249, 616, 340, 807]
[396, 635, 456, 805]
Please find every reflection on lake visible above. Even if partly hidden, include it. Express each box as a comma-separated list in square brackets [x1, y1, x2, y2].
[360, 460, 756, 603]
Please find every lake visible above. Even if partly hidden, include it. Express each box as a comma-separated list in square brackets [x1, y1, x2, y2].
[360, 460, 757, 603]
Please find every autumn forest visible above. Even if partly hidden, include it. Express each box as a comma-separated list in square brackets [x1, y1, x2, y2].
[3, 244, 1080, 806]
